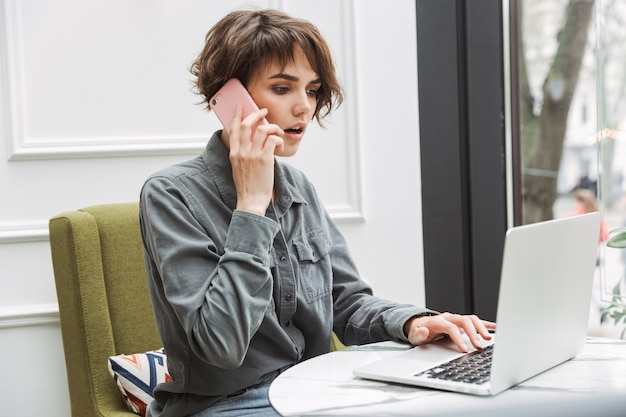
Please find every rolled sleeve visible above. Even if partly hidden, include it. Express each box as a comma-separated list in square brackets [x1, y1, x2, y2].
[225, 210, 280, 260]
[383, 308, 439, 342]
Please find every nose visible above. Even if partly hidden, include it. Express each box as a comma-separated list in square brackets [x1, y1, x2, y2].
[293, 90, 313, 116]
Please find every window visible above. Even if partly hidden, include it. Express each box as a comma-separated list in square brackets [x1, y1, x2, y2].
[418, 0, 626, 336]
[515, 0, 626, 338]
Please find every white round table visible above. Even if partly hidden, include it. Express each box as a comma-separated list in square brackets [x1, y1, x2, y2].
[269, 338, 626, 416]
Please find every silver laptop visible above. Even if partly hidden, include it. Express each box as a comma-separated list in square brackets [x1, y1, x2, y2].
[353, 212, 601, 396]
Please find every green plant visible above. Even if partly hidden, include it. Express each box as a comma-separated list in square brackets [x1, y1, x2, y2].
[606, 228, 626, 250]
[602, 228, 626, 339]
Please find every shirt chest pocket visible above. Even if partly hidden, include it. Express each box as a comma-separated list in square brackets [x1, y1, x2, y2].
[292, 231, 332, 303]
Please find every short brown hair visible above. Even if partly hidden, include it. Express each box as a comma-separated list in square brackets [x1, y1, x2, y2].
[574, 189, 598, 213]
[190, 9, 343, 125]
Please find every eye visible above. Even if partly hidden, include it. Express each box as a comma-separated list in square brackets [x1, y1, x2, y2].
[306, 89, 319, 98]
[272, 86, 288, 94]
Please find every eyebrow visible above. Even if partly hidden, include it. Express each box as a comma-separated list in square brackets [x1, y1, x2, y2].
[269, 73, 322, 84]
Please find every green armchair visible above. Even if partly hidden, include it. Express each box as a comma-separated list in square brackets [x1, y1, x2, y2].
[50, 202, 346, 417]
[49, 203, 161, 417]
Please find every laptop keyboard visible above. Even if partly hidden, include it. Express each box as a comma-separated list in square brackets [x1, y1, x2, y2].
[415, 344, 493, 385]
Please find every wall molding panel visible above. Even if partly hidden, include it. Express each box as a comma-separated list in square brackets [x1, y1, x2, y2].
[8, 135, 208, 161]
[335, 0, 363, 223]
[0, 303, 59, 329]
[1, 0, 206, 161]
[1, 1, 207, 160]
[0, 222, 48, 244]
[0, 0, 363, 222]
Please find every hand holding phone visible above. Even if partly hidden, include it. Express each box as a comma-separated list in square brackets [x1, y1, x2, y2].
[210, 78, 281, 216]
[209, 78, 268, 135]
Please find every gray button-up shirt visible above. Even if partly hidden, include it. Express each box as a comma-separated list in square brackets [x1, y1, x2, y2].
[140, 132, 432, 416]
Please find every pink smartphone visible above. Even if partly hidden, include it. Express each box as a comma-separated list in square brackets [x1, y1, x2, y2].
[209, 78, 268, 134]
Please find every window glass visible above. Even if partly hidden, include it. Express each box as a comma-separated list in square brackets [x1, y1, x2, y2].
[516, 0, 626, 337]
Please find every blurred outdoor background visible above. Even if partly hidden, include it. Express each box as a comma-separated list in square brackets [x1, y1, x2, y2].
[516, 0, 626, 337]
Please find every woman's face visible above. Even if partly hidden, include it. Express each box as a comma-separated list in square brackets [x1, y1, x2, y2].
[247, 47, 320, 157]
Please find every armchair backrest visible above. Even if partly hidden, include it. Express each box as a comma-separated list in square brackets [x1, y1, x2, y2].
[49, 203, 161, 417]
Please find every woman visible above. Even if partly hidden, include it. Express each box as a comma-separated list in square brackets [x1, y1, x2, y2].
[139, 9, 495, 417]
[570, 188, 609, 242]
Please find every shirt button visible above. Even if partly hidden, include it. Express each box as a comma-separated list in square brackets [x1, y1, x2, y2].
[284, 321, 290, 327]
[280, 256, 287, 262]
[285, 294, 292, 301]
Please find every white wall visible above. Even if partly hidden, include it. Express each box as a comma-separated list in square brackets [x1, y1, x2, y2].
[0, 0, 423, 415]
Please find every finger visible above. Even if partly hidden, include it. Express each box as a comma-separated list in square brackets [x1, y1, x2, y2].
[463, 316, 495, 342]
[407, 326, 430, 346]
[444, 323, 469, 353]
[228, 104, 244, 152]
[262, 134, 285, 155]
[243, 112, 279, 159]
[451, 315, 484, 349]
[459, 316, 496, 349]
[241, 108, 270, 141]
[473, 317, 496, 340]
[428, 314, 468, 352]
[434, 314, 479, 351]
[232, 108, 268, 162]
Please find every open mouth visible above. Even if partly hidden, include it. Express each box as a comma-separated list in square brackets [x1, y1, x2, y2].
[284, 126, 303, 134]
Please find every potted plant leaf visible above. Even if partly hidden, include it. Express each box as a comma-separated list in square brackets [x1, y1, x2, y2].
[602, 228, 626, 338]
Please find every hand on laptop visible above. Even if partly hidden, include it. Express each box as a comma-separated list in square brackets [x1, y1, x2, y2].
[404, 313, 496, 353]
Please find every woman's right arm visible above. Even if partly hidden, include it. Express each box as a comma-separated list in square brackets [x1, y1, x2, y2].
[140, 178, 279, 368]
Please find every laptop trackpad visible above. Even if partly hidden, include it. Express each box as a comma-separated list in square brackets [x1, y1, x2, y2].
[361, 338, 470, 377]
[401, 339, 468, 369]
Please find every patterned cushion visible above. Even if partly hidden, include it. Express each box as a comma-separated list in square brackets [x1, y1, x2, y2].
[107, 348, 171, 417]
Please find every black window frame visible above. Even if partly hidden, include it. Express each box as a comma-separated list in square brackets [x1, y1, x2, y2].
[416, 0, 509, 321]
